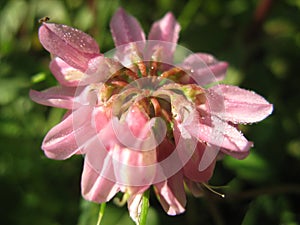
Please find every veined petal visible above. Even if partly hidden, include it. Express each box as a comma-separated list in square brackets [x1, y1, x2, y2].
[81, 159, 119, 203]
[184, 115, 253, 157]
[39, 23, 100, 71]
[180, 53, 228, 85]
[209, 85, 273, 123]
[42, 106, 95, 159]
[154, 171, 186, 215]
[110, 8, 145, 47]
[29, 86, 77, 109]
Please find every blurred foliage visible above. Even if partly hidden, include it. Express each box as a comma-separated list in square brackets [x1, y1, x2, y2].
[0, 0, 300, 224]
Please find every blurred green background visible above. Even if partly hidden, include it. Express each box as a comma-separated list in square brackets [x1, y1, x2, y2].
[0, 0, 300, 224]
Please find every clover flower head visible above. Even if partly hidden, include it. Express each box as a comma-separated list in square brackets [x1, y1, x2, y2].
[30, 8, 273, 224]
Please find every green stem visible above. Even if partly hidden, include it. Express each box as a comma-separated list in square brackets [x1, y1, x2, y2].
[139, 189, 150, 225]
[96, 202, 106, 225]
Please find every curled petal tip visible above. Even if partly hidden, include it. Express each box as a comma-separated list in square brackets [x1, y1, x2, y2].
[39, 23, 100, 71]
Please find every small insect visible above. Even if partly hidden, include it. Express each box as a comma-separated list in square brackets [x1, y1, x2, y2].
[38, 16, 50, 23]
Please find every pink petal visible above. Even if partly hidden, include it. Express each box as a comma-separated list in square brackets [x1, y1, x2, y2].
[50, 56, 122, 87]
[88, 110, 157, 187]
[110, 8, 146, 65]
[180, 53, 228, 85]
[29, 86, 77, 109]
[149, 12, 180, 43]
[42, 106, 96, 159]
[111, 106, 167, 152]
[147, 13, 180, 64]
[220, 147, 250, 159]
[125, 105, 149, 138]
[110, 8, 145, 47]
[84, 56, 124, 83]
[81, 159, 119, 203]
[50, 57, 84, 86]
[39, 23, 100, 71]
[208, 84, 273, 123]
[184, 179, 203, 197]
[92, 106, 111, 132]
[173, 119, 216, 180]
[83, 130, 117, 184]
[156, 138, 175, 165]
[154, 171, 186, 215]
[111, 143, 157, 187]
[127, 193, 144, 224]
[184, 115, 253, 157]
[84, 131, 151, 195]
[183, 143, 216, 182]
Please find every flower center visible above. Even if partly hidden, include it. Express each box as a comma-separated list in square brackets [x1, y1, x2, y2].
[94, 60, 206, 143]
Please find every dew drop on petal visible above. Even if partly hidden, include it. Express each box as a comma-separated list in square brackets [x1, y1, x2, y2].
[46, 23, 100, 54]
